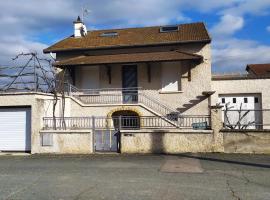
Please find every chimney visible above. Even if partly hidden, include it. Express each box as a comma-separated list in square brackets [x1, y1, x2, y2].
[73, 16, 87, 37]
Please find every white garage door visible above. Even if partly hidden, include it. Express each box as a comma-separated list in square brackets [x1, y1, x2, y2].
[0, 108, 31, 151]
[218, 94, 262, 129]
[219, 94, 261, 110]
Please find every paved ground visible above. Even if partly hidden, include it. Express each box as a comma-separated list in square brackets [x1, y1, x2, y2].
[0, 153, 270, 200]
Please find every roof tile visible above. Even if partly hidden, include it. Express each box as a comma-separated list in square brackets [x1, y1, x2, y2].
[44, 22, 211, 53]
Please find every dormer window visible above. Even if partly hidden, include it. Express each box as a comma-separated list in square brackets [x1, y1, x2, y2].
[100, 32, 118, 37]
[160, 25, 179, 33]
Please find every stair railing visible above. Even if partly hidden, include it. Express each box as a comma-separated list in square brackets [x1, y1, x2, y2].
[66, 84, 181, 125]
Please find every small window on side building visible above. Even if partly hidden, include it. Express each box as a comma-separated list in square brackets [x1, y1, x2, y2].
[233, 98, 236, 103]
[254, 97, 259, 103]
[244, 97, 248, 103]
[221, 98, 225, 103]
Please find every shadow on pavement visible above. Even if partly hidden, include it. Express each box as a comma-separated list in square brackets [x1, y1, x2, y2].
[177, 154, 270, 169]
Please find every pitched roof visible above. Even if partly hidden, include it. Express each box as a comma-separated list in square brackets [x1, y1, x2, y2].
[246, 64, 270, 75]
[53, 51, 202, 67]
[44, 22, 211, 53]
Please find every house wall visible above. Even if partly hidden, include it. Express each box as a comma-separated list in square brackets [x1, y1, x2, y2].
[75, 66, 100, 89]
[0, 93, 59, 154]
[0, 93, 95, 154]
[59, 43, 212, 116]
[1, 93, 270, 154]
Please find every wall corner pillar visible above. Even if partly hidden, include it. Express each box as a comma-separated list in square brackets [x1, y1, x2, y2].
[210, 105, 224, 152]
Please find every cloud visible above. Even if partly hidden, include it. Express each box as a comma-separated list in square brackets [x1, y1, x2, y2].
[0, 0, 192, 65]
[0, 0, 269, 73]
[209, 1, 270, 72]
[0, 0, 77, 66]
[211, 14, 244, 36]
[212, 38, 270, 72]
[0, 35, 48, 66]
[210, 10, 270, 72]
[221, 0, 270, 16]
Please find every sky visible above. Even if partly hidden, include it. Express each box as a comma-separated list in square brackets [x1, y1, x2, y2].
[0, 0, 270, 73]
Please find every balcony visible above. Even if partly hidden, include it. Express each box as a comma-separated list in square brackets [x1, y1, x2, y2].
[66, 84, 179, 118]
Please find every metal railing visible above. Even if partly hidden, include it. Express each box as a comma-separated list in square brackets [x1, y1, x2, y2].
[223, 109, 270, 130]
[66, 84, 179, 120]
[43, 117, 93, 130]
[43, 115, 211, 130]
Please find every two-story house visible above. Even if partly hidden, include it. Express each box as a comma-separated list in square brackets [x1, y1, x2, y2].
[41, 17, 213, 153]
[0, 17, 216, 154]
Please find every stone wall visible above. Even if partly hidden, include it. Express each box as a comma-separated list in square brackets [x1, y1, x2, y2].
[39, 130, 93, 154]
[223, 130, 270, 154]
[120, 129, 214, 153]
[120, 107, 270, 154]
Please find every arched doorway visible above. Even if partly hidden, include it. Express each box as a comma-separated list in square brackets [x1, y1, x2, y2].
[111, 110, 140, 130]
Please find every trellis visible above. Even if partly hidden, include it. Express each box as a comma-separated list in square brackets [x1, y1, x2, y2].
[0, 52, 68, 130]
[0, 52, 55, 92]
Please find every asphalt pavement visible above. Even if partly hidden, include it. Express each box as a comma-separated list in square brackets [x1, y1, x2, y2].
[0, 153, 269, 200]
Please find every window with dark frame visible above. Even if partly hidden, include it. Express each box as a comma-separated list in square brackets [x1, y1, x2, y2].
[244, 97, 248, 103]
[254, 97, 259, 103]
[233, 98, 236, 103]
[221, 98, 225, 103]
[160, 26, 179, 32]
[100, 32, 118, 37]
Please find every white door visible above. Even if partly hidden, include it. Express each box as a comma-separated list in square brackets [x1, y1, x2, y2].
[0, 108, 31, 151]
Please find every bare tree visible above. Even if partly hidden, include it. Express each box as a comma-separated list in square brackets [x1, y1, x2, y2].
[224, 102, 255, 129]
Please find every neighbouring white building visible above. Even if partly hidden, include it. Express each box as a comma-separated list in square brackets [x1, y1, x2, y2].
[212, 67, 270, 130]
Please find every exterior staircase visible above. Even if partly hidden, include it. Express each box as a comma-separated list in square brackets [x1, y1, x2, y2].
[66, 84, 181, 127]
[65, 84, 212, 129]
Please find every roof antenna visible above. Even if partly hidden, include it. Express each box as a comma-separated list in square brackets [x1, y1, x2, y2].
[81, 7, 91, 22]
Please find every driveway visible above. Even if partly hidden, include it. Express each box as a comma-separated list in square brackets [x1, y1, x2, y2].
[0, 153, 269, 200]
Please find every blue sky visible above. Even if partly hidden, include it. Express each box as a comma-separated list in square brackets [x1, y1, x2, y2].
[0, 0, 270, 73]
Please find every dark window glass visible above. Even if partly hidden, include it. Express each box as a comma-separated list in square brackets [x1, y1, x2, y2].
[233, 98, 236, 103]
[221, 98, 225, 103]
[100, 32, 118, 37]
[160, 26, 179, 32]
[255, 97, 259, 103]
[244, 98, 248, 103]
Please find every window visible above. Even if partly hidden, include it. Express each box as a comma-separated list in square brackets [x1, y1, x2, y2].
[100, 32, 118, 37]
[221, 98, 225, 104]
[160, 26, 179, 33]
[255, 97, 259, 103]
[244, 97, 248, 103]
[79, 66, 100, 89]
[161, 62, 180, 92]
[233, 98, 236, 103]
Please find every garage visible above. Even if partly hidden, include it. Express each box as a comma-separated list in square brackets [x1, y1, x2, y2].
[0, 107, 31, 152]
[219, 94, 262, 129]
[219, 94, 261, 110]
